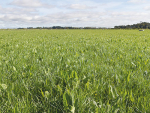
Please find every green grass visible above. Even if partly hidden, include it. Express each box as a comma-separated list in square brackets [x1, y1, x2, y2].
[0, 29, 150, 112]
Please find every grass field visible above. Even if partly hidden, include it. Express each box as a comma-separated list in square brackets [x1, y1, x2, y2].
[0, 29, 150, 112]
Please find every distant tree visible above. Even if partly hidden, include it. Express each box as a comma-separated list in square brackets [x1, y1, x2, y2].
[114, 22, 150, 29]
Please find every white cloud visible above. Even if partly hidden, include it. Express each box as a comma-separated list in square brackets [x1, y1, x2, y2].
[10, 0, 54, 8]
[0, 6, 38, 15]
[144, 6, 150, 10]
[65, 4, 96, 10]
[1, 8, 150, 28]
[128, 0, 147, 4]
[0, 0, 150, 28]
[38, 11, 150, 27]
[0, 14, 32, 22]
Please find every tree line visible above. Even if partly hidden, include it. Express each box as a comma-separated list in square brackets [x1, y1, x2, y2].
[18, 26, 108, 29]
[17, 22, 150, 30]
[114, 22, 150, 29]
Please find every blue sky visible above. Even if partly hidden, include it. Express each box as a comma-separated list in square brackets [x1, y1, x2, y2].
[0, 0, 150, 28]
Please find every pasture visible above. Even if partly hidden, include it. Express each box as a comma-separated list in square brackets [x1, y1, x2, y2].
[0, 29, 150, 112]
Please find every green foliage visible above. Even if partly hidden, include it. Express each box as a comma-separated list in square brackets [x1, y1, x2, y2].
[0, 29, 150, 112]
[114, 22, 150, 29]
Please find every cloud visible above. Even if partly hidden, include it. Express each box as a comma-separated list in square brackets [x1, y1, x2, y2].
[31, 11, 105, 24]
[110, 11, 150, 25]
[0, 5, 39, 27]
[0, 11, 106, 27]
[38, 11, 150, 27]
[0, 14, 33, 22]
[0, 6, 38, 15]
[1, 0, 150, 28]
[128, 0, 147, 4]
[65, 4, 96, 10]
[144, 6, 150, 10]
[1, 9, 150, 28]
[10, 0, 54, 8]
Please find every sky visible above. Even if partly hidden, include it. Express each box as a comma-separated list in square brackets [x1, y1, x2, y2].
[0, 0, 150, 28]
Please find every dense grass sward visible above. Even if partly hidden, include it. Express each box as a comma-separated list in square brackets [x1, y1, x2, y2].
[0, 29, 150, 112]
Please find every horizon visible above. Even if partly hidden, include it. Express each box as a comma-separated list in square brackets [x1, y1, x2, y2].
[1, 0, 150, 28]
[1, 21, 149, 29]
